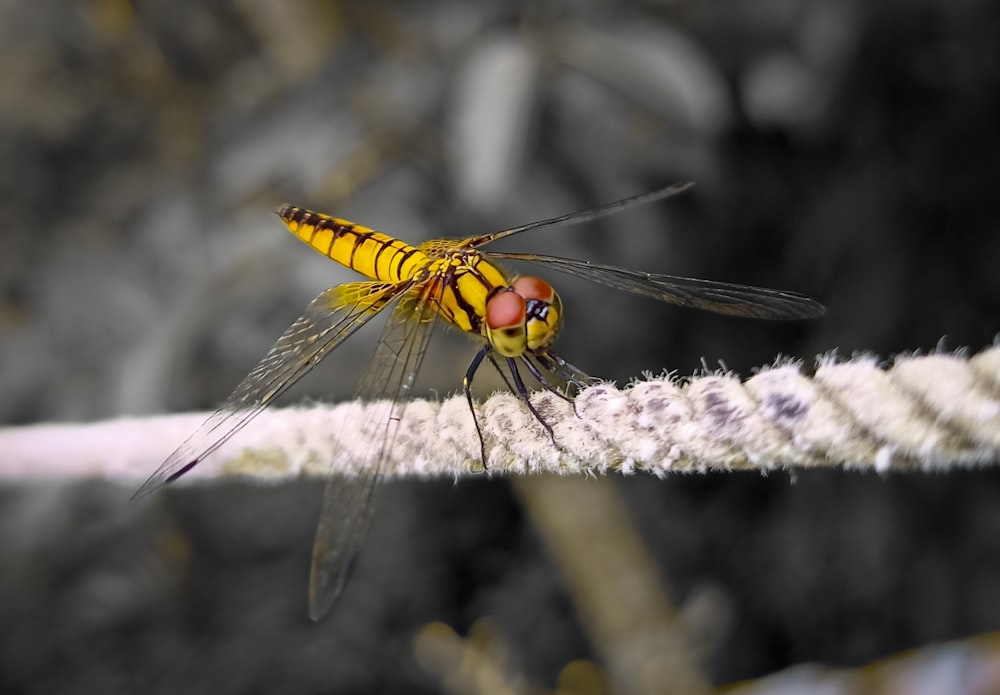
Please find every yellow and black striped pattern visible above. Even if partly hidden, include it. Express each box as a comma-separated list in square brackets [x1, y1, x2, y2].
[278, 206, 428, 285]
[276, 206, 511, 337]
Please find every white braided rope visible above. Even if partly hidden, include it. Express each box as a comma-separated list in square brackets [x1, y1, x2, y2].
[2, 346, 998, 484]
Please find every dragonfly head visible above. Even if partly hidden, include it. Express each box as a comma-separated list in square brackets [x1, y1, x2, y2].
[484, 276, 563, 357]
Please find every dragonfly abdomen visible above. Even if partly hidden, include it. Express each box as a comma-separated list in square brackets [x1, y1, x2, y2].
[276, 206, 428, 284]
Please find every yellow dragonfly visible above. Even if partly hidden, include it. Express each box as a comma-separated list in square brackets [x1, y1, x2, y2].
[134, 182, 824, 620]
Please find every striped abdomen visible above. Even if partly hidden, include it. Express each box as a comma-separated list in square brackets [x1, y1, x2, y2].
[276, 206, 429, 284]
[275, 205, 528, 342]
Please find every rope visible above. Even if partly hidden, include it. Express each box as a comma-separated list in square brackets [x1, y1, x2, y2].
[2, 346, 998, 484]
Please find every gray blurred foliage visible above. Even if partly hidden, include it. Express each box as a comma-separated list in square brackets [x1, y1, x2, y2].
[1, 0, 999, 693]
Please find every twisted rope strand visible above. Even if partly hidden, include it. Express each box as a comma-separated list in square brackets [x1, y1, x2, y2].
[2, 346, 998, 484]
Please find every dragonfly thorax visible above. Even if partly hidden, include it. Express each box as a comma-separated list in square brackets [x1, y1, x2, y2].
[484, 276, 563, 357]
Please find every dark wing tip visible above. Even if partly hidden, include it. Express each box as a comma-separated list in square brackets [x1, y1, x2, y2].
[130, 476, 164, 502]
[795, 297, 826, 320]
[711, 293, 826, 321]
[307, 553, 356, 622]
[130, 458, 199, 502]
[747, 291, 824, 320]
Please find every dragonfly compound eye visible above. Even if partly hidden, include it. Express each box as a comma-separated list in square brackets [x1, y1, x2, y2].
[511, 275, 555, 303]
[485, 288, 528, 357]
[511, 276, 563, 352]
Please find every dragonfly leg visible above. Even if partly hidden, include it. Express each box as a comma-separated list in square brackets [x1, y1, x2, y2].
[498, 355, 558, 449]
[535, 351, 598, 418]
[485, 351, 522, 402]
[538, 351, 598, 389]
[519, 355, 575, 405]
[463, 344, 491, 470]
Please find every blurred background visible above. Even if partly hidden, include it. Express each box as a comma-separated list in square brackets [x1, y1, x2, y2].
[1, 0, 999, 692]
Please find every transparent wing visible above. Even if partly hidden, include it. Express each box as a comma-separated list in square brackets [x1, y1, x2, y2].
[488, 252, 825, 320]
[466, 182, 694, 247]
[132, 281, 409, 500]
[308, 283, 440, 621]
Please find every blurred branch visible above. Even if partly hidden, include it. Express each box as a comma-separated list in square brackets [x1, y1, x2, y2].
[413, 621, 531, 695]
[514, 475, 712, 695]
[2, 346, 998, 483]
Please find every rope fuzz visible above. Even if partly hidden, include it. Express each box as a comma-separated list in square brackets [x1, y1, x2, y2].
[2, 347, 998, 483]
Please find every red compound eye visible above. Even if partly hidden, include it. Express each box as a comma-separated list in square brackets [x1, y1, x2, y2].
[511, 276, 554, 303]
[485, 290, 526, 330]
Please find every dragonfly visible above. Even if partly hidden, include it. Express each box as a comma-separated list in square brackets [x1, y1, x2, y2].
[133, 181, 824, 620]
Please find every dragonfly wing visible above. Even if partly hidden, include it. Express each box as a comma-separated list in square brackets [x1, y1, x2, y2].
[308, 282, 440, 621]
[466, 182, 695, 247]
[490, 252, 825, 320]
[132, 281, 409, 500]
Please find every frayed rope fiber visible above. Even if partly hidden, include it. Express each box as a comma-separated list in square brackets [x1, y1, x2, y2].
[2, 346, 999, 483]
